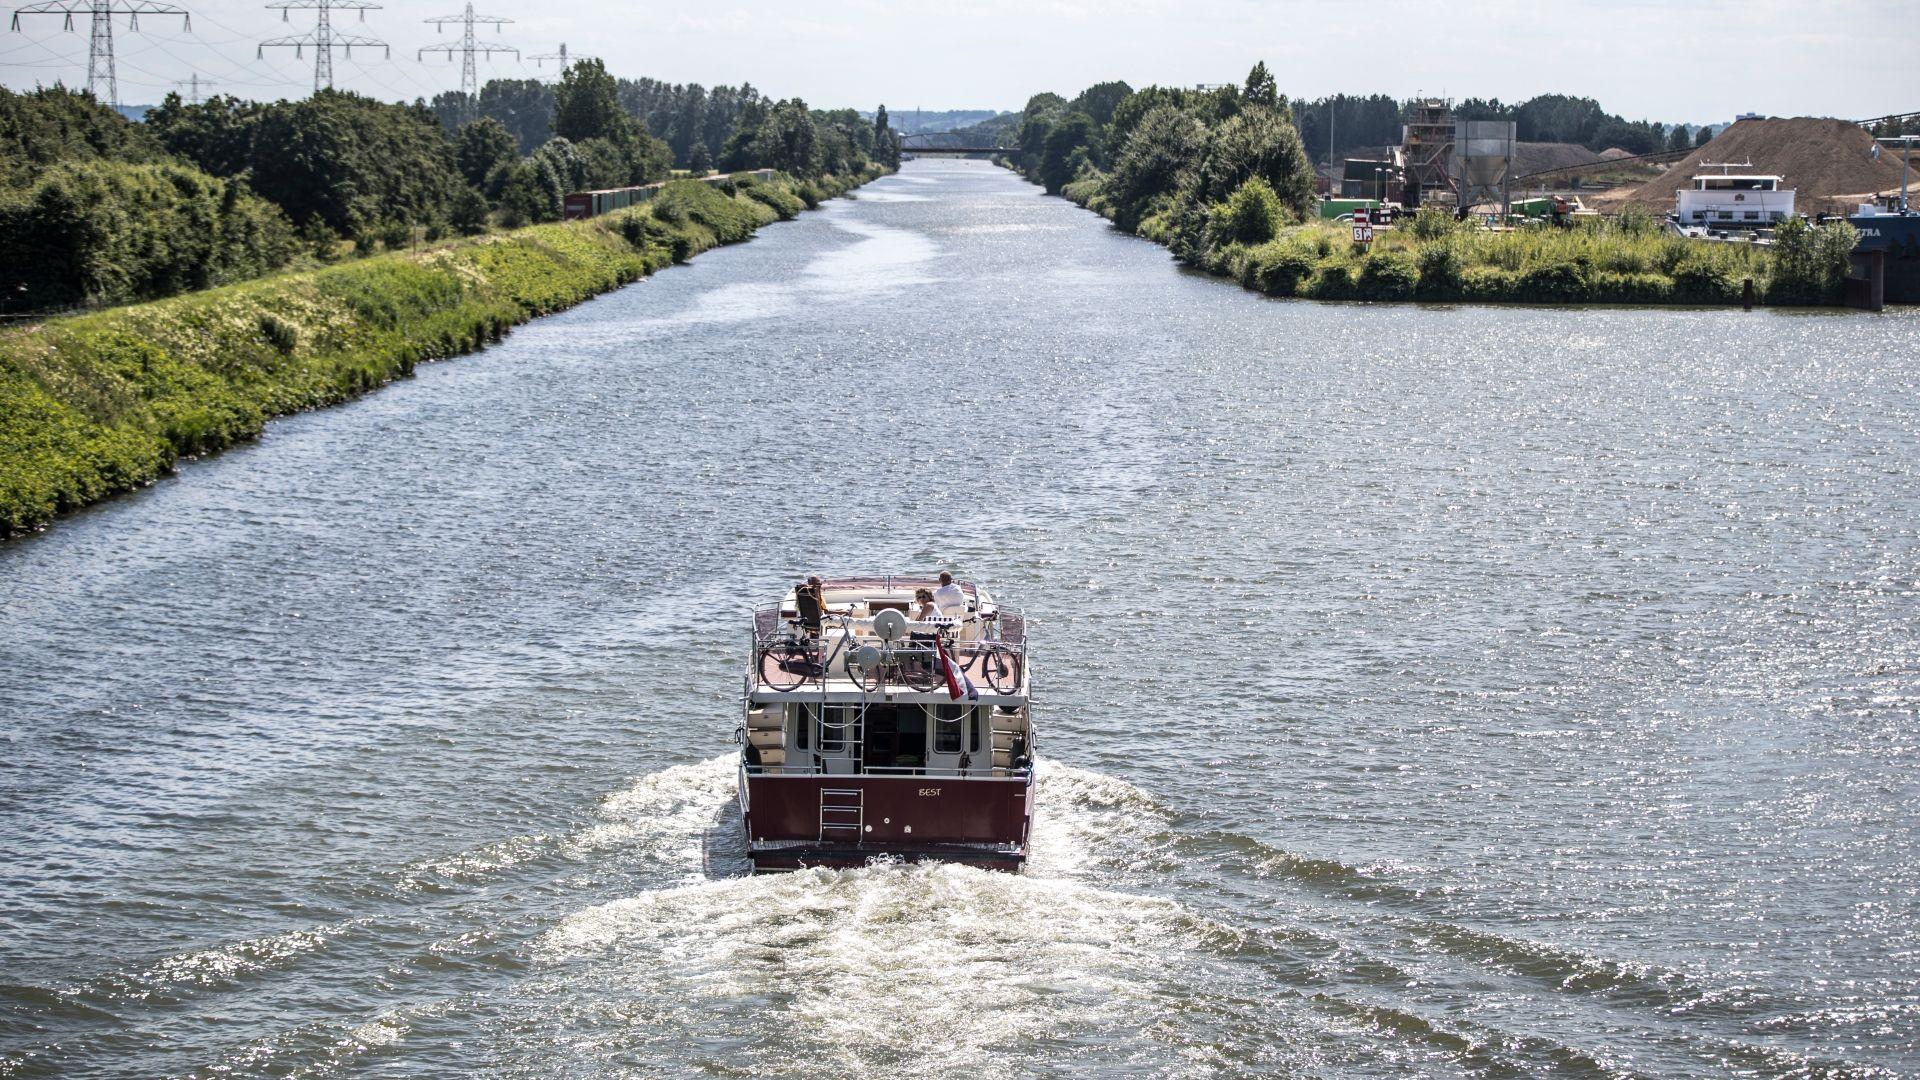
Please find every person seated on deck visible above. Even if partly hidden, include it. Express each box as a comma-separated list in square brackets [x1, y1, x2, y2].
[911, 588, 940, 624]
[794, 576, 849, 639]
[908, 588, 940, 665]
[933, 572, 966, 618]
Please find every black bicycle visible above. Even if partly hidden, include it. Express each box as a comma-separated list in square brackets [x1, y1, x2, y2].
[759, 615, 856, 692]
[962, 639, 1022, 694]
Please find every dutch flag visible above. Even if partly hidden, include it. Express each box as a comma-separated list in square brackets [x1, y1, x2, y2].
[935, 636, 979, 701]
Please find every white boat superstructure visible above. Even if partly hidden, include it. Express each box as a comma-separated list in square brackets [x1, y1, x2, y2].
[1674, 162, 1795, 228]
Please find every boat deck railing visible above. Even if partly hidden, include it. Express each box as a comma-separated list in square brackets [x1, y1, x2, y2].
[739, 762, 1033, 779]
[747, 604, 1027, 695]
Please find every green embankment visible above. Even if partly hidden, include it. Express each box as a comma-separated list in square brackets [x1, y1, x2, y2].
[1057, 171, 1857, 307]
[0, 168, 880, 536]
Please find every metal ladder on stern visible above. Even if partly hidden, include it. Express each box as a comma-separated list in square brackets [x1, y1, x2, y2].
[819, 788, 864, 842]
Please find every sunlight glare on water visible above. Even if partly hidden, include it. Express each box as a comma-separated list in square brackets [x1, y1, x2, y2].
[2, 159, 1918, 1078]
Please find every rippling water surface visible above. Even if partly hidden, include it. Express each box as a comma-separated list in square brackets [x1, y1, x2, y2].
[3, 159, 1919, 1078]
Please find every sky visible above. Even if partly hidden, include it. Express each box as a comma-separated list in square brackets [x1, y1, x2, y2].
[1, 0, 1915, 124]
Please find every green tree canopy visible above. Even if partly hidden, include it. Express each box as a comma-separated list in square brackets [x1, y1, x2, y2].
[1069, 81, 1134, 130]
[455, 117, 517, 188]
[1243, 62, 1277, 110]
[553, 59, 636, 146]
[0, 85, 162, 188]
[1038, 112, 1096, 193]
[475, 78, 554, 152]
[1109, 104, 1205, 227]
[1193, 105, 1315, 217]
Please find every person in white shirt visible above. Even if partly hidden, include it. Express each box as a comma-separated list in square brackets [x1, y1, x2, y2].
[932, 572, 966, 617]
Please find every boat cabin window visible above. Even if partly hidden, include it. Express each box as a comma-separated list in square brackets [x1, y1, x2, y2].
[931, 704, 965, 753]
[794, 704, 855, 753]
[867, 598, 910, 614]
[1697, 177, 1776, 191]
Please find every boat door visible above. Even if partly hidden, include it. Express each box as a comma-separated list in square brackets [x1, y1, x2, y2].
[924, 703, 982, 775]
[794, 703, 861, 774]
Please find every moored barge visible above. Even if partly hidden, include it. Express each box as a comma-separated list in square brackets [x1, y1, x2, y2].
[737, 575, 1035, 871]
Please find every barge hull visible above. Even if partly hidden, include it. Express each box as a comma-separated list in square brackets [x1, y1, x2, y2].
[748, 842, 1026, 872]
[741, 772, 1034, 872]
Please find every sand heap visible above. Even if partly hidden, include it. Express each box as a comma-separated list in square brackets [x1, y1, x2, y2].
[1512, 142, 1604, 175]
[1626, 117, 1916, 216]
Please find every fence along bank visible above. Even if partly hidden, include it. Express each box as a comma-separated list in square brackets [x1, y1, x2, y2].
[565, 169, 779, 220]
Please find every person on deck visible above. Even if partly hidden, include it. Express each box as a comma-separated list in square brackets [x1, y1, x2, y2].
[933, 572, 967, 617]
[908, 587, 941, 666]
[912, 588, 940, 623]
[795, 576, 848, 637]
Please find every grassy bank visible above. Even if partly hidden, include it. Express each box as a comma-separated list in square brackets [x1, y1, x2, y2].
[0, 167, 882, 536]
[1059, 172, 1856, 307]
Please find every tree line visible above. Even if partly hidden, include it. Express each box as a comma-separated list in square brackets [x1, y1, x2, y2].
[0, 67, 902, 311]
[1012, 63, 1317, 266]
[1014, 65, 1857, 307]
[1287, 92, 1713, 164]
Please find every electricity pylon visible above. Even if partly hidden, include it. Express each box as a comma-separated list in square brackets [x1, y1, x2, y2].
[419, 2, 514, 99]
[258, 0, 388, 94]
[10, 0, 191, 110]
[528, 41, 590, 72]
[172, 70, 212, 102]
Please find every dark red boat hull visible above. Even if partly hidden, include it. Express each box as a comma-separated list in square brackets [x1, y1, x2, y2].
[740, 771, 1035, 872]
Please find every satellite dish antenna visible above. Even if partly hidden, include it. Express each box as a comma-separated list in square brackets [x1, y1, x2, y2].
[852, 644, 883, 670]
[871, 609, 908, 643]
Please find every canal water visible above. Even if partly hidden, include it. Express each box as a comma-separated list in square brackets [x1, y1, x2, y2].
[2, 158, 1918, 1078]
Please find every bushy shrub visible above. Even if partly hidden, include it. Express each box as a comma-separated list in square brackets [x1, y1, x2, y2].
[1407, 206, 1459, 241]
[0, 159, 297, 309]
[1670, 256, 1741, 303]
[1590, 271, 1673, 304]
[1613, 203, 1659, 236]
[742, 181, 806, 220]
[1517, 259, 1591, 303]
[1307, 262, 1354, 300]
[1206, 176, 1288, 248]
[1767, 218, 1858, 305]
[369, 219, 413, 251]
[1357, 249, 1418, 300]
[449, 185, 491, 235]
[1249, 242, 1316, 296]
[1415, 243, 1463, 299]
[257, 312, 298, 353]
[1460, 265, 1518, 301]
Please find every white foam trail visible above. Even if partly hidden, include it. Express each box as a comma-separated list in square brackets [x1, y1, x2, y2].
[535, 864, 1223, 1075]
[393, 833, 557, 893]
[564, 753, 740, 877]
[519, 756, 1240, 1075]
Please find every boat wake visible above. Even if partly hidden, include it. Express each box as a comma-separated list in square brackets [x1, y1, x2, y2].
[507, 757, 1282, 1077]
[5, 756, 1867, 1079]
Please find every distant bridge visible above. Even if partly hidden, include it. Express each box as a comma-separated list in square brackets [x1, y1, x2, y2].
[900, 130, 1015, 155]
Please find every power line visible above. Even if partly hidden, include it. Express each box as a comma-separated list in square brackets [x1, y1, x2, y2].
[9, 0, 191, 109]
[418, 2, 513, 100]
[258, 0, 386, 94]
